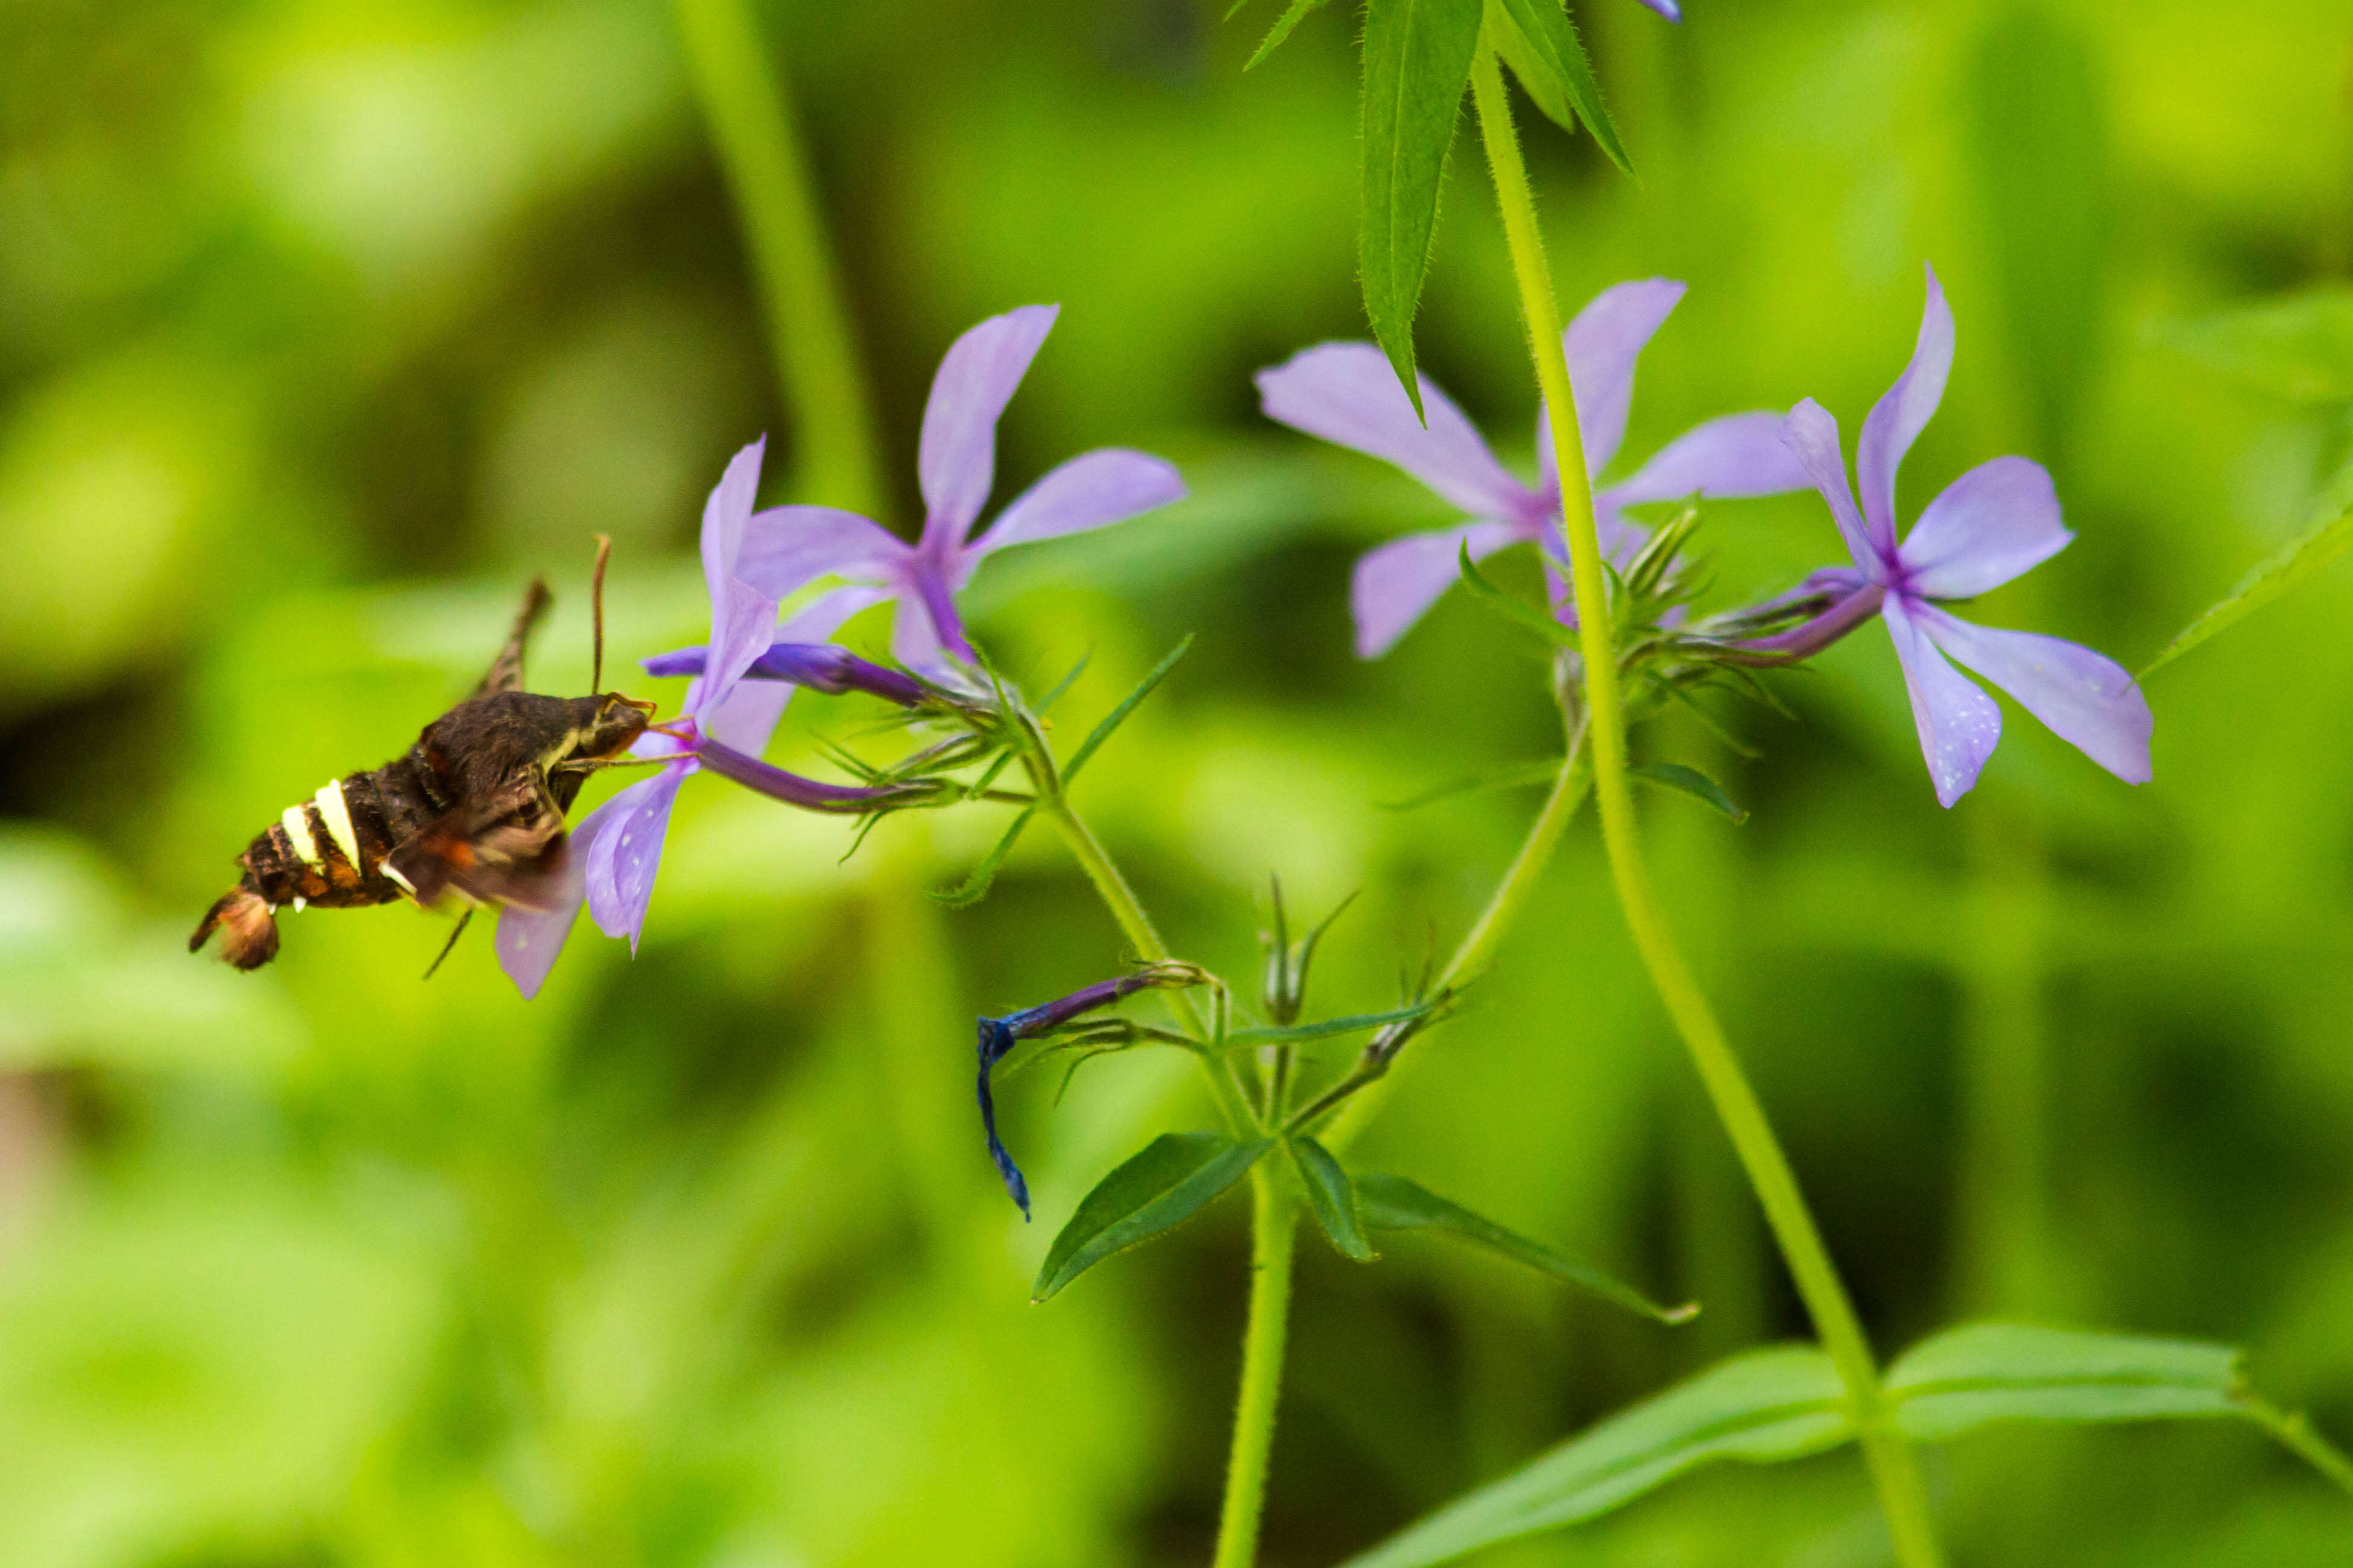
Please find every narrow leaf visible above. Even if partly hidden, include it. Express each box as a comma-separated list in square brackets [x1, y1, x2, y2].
[1339, 1346, 1851, 1568]
[2142, 493, 2353, 676]
[1291, 1136, 1377, 1261]
[1360, 0, 1485, 417]
[1460, 543, 1579, 648]
[1379, 757, 1563, 811]
[1064, 635, 1195, 782]
[1224, 1002, 1441, 1048]
[932, 805, 1035, 908]
[1033, 1132, 1274, 1302]
[2158, 288, 2353, 404]
[1354, 1173, 1695, 1323]
[1884, 1323, 2243, 1441]
[1629, 761, 1748, 824]
[1487, 0, 1632, 173]
[1246, 0, 1329, 68]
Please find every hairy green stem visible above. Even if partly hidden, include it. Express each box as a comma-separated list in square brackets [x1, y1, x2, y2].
[1467, 51, 1947, 1568]
[1211, 1173, 1301, 1568]
[674, 0, 884, 514]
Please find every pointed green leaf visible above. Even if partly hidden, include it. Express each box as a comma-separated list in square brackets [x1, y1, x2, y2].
[1354, 1173, 1695, 1323]
[1885, 1323, 2243, 1441]
[1246, 0, 1329, 68]
[1360, 0, 1485, 417]
[1629, 761, 1748, 824]
[1459, 543, 1579, 647]
[1224, 1002, 1441, 1048]
[1290, 1137, 1377, 1261]
[1339, 1346, 1850, 1568]
[1033, 1132, 1273, 1302]
[1486, 0, 1632, 173]
[2142, 489, 2353, 676]
[1063, 634, 1195, 782]
[932, 804, 1035, 908]
[2159, 288, 2353, 404]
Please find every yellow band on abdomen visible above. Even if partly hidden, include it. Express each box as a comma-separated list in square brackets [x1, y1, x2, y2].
[314, 779, 362, 864]
[280, 805, 323, 868]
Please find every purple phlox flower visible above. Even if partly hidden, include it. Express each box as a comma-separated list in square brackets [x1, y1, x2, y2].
[1633, 0, 1681, 19]
[1778, 262, 2152, 808]
[1255, 279, 1808, 658]
[723, 304, 1187, 676]
[975, 963, 1210, 1217]
[496, 441, 917, 999]
[642, 603, 933, 710]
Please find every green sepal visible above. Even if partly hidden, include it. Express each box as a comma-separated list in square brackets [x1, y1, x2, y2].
[1032, 1132, 1274, 1302]
[1359, 0, 1485, 420]
[1380, 757, 1564, 811]
[1485, 0, 1631, 173]
[1628, 761, 1747, 824]
[1064, 634, 1195, 783]
[1224, 1001, 1442, 1048]
[1354, 1173, 1695, 1323]
[1459, 543, 1578, 648]
[1289, 1136, 1377, 1261]
[932, 804, 1035, 908]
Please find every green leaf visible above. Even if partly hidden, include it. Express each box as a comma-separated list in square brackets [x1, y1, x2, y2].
[1629, 761, 1748, 824]
[1032, 1132, 1274, 1302]
[1063, 634, 1195, 782]
[1459, 543, 1578, 648]
[1245, 0, 1328, 68]
[1380, 757, 1563, 811]
[1290, 1137, 1376, 1261]
[2141, 491, 2353, 677]
[1359, 0, 1485, 418]
[1353, 1173, 1695, 1324]
[2159, 288, 2353, 405]
[1485, 0, 1632, 174]
[1224, 1002, 1441, 1048]
[932, 804, 1035, 908]
[1339, 1346, 1849, 1568]
[1885, 1323, 2244, 1441]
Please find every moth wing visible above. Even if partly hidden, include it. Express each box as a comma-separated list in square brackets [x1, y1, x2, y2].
[473, 578, 553, 696]
[384, 772, 569, 909]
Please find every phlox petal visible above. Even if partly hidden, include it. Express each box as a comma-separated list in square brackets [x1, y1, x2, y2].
[1783, 400, 1883, 576]
[1350, 520, 1523, 658]
[732, 505, 906, 602]
[977, 448, 1185, 555]
[1555, 277, 1687, 480]
[701, 439, 780, 710]
[585, 763, 692, 951]
[1883, 595, 2003, 808]
[1604, 409, 1813, 507]
[1256, 342, 1528, 517]
[1913, 606, 2152, 785]
[1898, 456, 2071, 599]
[920, 303, 1060, 547]
[1857, 262, 1954, 552]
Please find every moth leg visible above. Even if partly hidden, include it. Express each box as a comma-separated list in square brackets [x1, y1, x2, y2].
[423, 908, 473, 980]
[474, 578, 552, 697]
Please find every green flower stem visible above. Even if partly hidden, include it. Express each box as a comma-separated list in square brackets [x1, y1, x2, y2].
[2246, 1399, 2353, 1496]
[674, 0, 884, 515]
[1322, 739, 1591, 1155]
[1211, 1171, 1301, 1568]
[1046, 793, 1295, 1568]
[1467, 51, 1948, 1568]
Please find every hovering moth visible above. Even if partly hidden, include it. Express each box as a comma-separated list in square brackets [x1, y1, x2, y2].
[190, 544, 655, 972]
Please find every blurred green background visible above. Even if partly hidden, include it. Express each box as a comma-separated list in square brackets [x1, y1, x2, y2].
[2, 0, 2351, 1563]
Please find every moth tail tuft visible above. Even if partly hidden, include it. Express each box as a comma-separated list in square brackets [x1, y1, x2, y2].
[191, 887, 280, 971]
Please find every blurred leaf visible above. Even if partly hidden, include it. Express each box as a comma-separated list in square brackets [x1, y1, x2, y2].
[1460, 543, 1578, 647]
[1966, 10, 2109, 449]
[2160, 289, 2353, 405]
[1884, 1323, 2243, 1441]
[1629, 761, 1748, 823]
[1063, 634, 1195, 783]
[1339, 1346, 1849, 1568]
[932, 804, 1036, 908]
[1225, 1001, 1439, 1047]
[1380, 757, 1562, 811]
[2141, 493, 2353, 676]
[1034, 1133, 1274, 1302]
[1242, 0, 1331, 69]
[1359, 0, 1484, 418]
[1354, 1173, 1695, 1323]
[1485, 0, 1631, 173]
[1290, 1136, 1377, 1261]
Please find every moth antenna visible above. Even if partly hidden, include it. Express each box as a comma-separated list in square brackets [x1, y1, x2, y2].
[590, 534, 613, 693]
